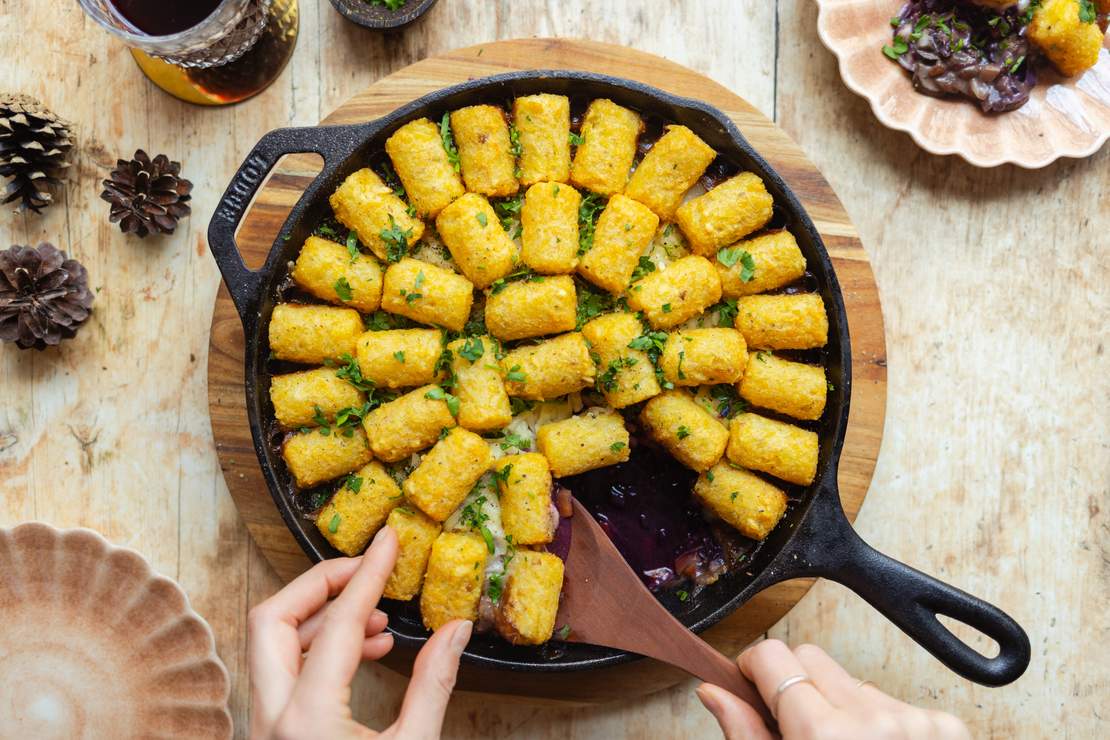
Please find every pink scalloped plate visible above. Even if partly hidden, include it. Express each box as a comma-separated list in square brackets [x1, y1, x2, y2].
[0, 523, 232, 739]
[816, 0, 1110, 167]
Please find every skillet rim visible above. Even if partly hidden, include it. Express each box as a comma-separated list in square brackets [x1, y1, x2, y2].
[238, 70, 853, 673]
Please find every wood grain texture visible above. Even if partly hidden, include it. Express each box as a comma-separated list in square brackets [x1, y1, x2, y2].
[1, 1, 1105, 737]
[209, 37, 886, 703]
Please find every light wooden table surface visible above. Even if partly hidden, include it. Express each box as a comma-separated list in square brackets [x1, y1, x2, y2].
[1, 1, 1106, 738]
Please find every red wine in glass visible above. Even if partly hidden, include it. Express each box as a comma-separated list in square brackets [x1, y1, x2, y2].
[110, 0, 224, 35]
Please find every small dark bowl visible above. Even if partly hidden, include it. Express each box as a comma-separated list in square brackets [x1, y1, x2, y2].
[328, 0, 438, 30]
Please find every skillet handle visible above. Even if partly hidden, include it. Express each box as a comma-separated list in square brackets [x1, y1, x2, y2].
[756, 483, 1030, 687]
[206, 124, 365, 320]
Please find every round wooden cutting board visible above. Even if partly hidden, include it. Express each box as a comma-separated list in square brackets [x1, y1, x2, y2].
[207, 38, 888, 703]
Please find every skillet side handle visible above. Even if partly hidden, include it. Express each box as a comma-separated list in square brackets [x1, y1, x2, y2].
[206, 124, 364, 320]
[759, 484, 1031, 687]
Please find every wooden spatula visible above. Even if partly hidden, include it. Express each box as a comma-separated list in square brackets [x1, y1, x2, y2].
[555, 496, 773, 725]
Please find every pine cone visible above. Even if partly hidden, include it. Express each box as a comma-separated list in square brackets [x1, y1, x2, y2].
[0, 94, 74, 214]
[100, 149, 193, 238]
[0, 243, 94, 350]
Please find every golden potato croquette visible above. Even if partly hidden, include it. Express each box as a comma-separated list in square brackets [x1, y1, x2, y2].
[420, 532, 488, 630]
[727, 412, 819, 485]
[451, 104, 519, 197]
[577, 194, 659, 295]
[495, 551, 565, 645]
[355, 328, 443, 390]
[383, 506, 441, 601]
[675, 172, 773, 257]
[435, 193, 517, 289]
[520, 181, 580, 274]
[626, 255, 722, 329]
[734, 293, 828, 350]
[495, 453, 555, 545]
[624, 125, 716, 220]
[639, 390, 728, 472]
[329, 168, 424, 262]
[385, 117, 465, 218]
[738, 351, 827, 421]
[514, 94, 572, 186]
[404, 428, 492, 522]
[485, 275, 577, 341]
[660, 328, 748, 387]
[316, 462, 403, 555]
[282, 426, 372, 489]
[716, 231, 807, 299]
[501, 332, 596, 400]
[694, 462, 788, 540]
[268, 303, 362, 365]
[270, 367, 366, 430]
[570, 99, 643, 196]
[535, 407, 630, 477]
[291, 236, 383, 313]
[362, 385, 456, 463]
[581, 312, 661, 408]
[447, 335, 512, 432]
[380, 257, 474, 333]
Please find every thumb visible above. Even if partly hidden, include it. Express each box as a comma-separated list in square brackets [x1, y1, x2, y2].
[696, 683, 775, 740]
[390, 620, 472, 739]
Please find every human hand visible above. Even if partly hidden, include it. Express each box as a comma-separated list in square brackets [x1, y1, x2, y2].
[696, 639, 970, 740]
[247, 527, 472, 740]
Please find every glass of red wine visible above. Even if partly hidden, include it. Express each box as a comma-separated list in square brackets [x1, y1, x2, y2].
[78, 0, 299, 105]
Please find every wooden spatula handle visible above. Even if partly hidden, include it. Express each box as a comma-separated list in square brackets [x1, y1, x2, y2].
[664, 628, 774, 727]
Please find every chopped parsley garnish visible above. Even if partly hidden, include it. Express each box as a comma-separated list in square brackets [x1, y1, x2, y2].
[439, 111, 460, 173]
[718, 247, 756, 282]
[367, 0, 406, 10]
[344, 474, 363, 494]
[346, 230, 360, 262]
[508, 124, 523, 179]
[629, 255, 656, 284]
[335, 353, 374, 392]
[610, 441, 626, 453]
[334, 277, 353, 302]
[577, 192, 606, 255]
[575, 280, 616, 329]
[458, 336, 484, 362]
[676, 425, 691, 440]
[460, 495, 496, 553]
[475, 211, 488, 227]
[708, 384, 746, 419]
[499, 432, 531, 451]
[677, 350, 686, 380]
[424, 386, 460, 417]
[1079, 0, 1096, 23]
[555, 624, 571, 640]
[677, 589, 689, 602]
[882, 37, 910, 60]
[379, 214, 412, 263]
[510, 397, 536, 415]
[505, 364, 527, 383]
[328, 513, 341, 533]
[312, 405, 329, 428]
[596, 356, 637, 392]
[492, 194, 523, 237]
[568, 131, 584, 147]
[714, 298, 739, 327]
[628, 331, 667, 354]
[756, 351, 770, 363]
[661, 303, 672, 313]
[489, 266, 543, 295]
[393, 351, 406, 363]
[494, 464, 513, 484]
[487, 572, 505, 604]
[730, 491, 739, 502]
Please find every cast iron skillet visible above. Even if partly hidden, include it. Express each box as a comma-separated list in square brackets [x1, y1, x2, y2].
[207, 71, 1030, 686]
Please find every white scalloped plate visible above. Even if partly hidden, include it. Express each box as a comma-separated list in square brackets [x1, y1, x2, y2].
[0, 523, 232, 739]
[816, 0, 1110, 168]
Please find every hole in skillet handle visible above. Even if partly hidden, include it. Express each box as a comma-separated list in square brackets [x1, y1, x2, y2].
[757, 478, 1031, 687]
[206, 124, 369, 322]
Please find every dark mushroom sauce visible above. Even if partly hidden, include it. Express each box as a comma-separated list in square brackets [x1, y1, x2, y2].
[885, 0, 1038, 113]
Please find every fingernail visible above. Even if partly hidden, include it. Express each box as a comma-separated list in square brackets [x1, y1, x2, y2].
[450, 620, 473, 653]
[372, 525, 392, 545]
[696, 684, 720, 715]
